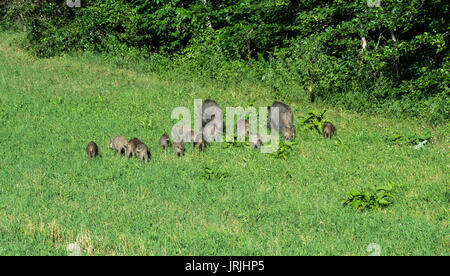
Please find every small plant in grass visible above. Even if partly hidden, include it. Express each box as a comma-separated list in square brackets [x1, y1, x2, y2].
[387, 129, 432, 147]
[271, 140, 295, 160]
[139, 118, 153, 130]
[342, 185, 394, 210]
[0, 105, 8, 121]
[52, 96, 63, 106]
[299, 109, 327, 135]
[202, 167, 230, 180]
[333, 137, 344, 146]
[223, 135, 248, 149]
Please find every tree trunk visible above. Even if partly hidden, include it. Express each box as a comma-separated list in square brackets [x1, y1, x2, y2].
[390, 30, 397, 42]
[361, 36, 368, 50]
[247, 28, 254, 66]
[203, 0, 212, 29]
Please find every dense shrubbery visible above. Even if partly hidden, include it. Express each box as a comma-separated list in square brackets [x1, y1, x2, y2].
[1, 0, 448, 124]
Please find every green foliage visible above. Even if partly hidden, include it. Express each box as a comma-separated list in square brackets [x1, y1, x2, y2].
[271, 140, 294, 160]
[223, 132, 250, 149]
[0, 0, 448, 123]
[388, 129, 433, 146]
[299, 109, 327, 135]
[202, 167, 230, 180]
[139, 118, 153, 130]
[343, 185, 394, 210]
[0, 39, 448, 255]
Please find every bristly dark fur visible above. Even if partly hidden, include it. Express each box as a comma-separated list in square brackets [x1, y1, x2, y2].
[250, 134, 262, 149]
[136, 142, 151, 163]
[159, 134, 170, 150]
[173, 141, 185, 157]
[322, 122, 336, 138]
[202, 99, 223, 142]
[126, 138, 150, 162]
[193, 133, 207, 151]
[125, 138, 142, 159]
[86, 141, 98, 158]
[269, 101, 295, 140]
[110, 136, 127, 155]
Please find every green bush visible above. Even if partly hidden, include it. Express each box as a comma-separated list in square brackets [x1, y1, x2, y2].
[299, 109, 328, 135]
[271, 140, 295, 160]
[1, 0, 448, 124]
[342, 185, 394, 210]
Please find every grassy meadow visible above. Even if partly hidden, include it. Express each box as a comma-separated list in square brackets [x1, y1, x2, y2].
[0, 32, 448, 256]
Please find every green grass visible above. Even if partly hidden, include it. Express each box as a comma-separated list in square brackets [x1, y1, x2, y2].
[0, 31, 448, 256]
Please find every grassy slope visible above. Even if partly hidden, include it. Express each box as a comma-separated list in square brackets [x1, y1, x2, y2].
[0, 32, 448, 255]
